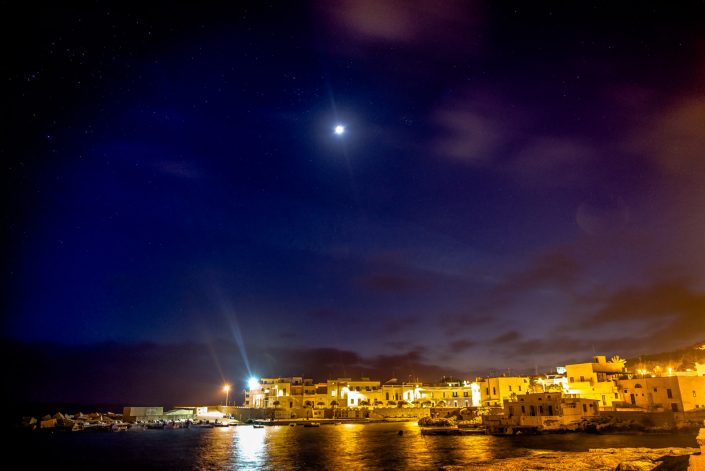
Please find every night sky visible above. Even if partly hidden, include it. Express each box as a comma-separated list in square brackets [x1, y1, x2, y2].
[4, 2, 705, 406]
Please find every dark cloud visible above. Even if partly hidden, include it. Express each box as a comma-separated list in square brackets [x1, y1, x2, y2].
[501, 250, 582, 292]
[4, 339, 462, 409]
[449, 339, 476, 351]
[315, 0, 484, 53]
[438, 312, 495, 337]
[359, 274, 423, 293]
[477, 249, 583, 314]
[492, 330, 521, 343]
[504, 137, 597, 190]
[432, 92, 512, 165]
[626, 94, 705, 178]
[488, 335, 656, 368]
[382, 316, 419, 334]
[584, 278, 705, 346]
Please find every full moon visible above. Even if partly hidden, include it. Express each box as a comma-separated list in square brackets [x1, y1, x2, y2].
[334, 124, 345, 135]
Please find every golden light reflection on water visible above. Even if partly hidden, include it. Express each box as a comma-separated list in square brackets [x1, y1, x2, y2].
[234, 426, 267, 468]
[190, 422, 663, 470]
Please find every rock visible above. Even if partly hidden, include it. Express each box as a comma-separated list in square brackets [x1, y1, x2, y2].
[614, 460, 653, 471]
[439, 447, 697, 470]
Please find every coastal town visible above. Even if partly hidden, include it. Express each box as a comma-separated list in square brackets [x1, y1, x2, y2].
[20, 351, 705, 469]
[25, 352, 705, 435]
[238, 354, 705, 431]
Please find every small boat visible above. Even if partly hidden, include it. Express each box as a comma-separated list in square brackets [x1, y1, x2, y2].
[253, 424, 264, 428]
[197, 422, 214, 428]
[289, 423, 296, 427]
[213, 421, 229, 427]
[303, 422, 320, 427]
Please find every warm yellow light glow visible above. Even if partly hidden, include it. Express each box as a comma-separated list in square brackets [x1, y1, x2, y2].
[223, 385, 231, 392]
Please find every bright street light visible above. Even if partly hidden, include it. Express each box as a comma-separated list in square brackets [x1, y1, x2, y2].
[223, 384, 230, 407]
[248, 377, 259, 390]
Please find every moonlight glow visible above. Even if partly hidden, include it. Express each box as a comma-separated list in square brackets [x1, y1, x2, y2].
[334, 124, 345, 135]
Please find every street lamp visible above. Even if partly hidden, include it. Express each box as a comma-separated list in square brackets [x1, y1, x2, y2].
[223, 384, 231, 407]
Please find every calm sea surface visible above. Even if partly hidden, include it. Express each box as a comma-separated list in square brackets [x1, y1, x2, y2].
[14, 423, 697, 470]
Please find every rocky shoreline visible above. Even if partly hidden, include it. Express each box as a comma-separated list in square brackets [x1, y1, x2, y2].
[441, 447, 699, 471]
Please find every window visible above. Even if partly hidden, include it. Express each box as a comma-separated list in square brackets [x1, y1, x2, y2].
[570, 377, 575, 382]
[580, 376, 585, 382]
[671, 403, 678, 412]
[463, 392, 468, 397]
[653, 388, 657, 393]
[486, 388, 489, 396]
[582, 404, 587, 412]
[667, 389, 673, 399]
[492, 387, 496, 395]
[694, 391, 697, 398]
[509, 386, 512, 392]
[614, 393, 618, 398]
[539, 405, 544, 415]
[521, 405, 525, 413]
[529, 405, 536, 416]
[518, 385, 522, 391]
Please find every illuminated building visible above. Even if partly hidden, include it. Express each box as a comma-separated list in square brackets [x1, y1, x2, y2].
[245, 377, 315, 409]
[617, 375, 705, 412]
[244, 376, 484, 410]
[415, 379, 479, 408]
[476, 376, 532, 407]
[326, 378, 383, 407]
[565, 355, 625, 408]
[483, 392, 600, 433]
